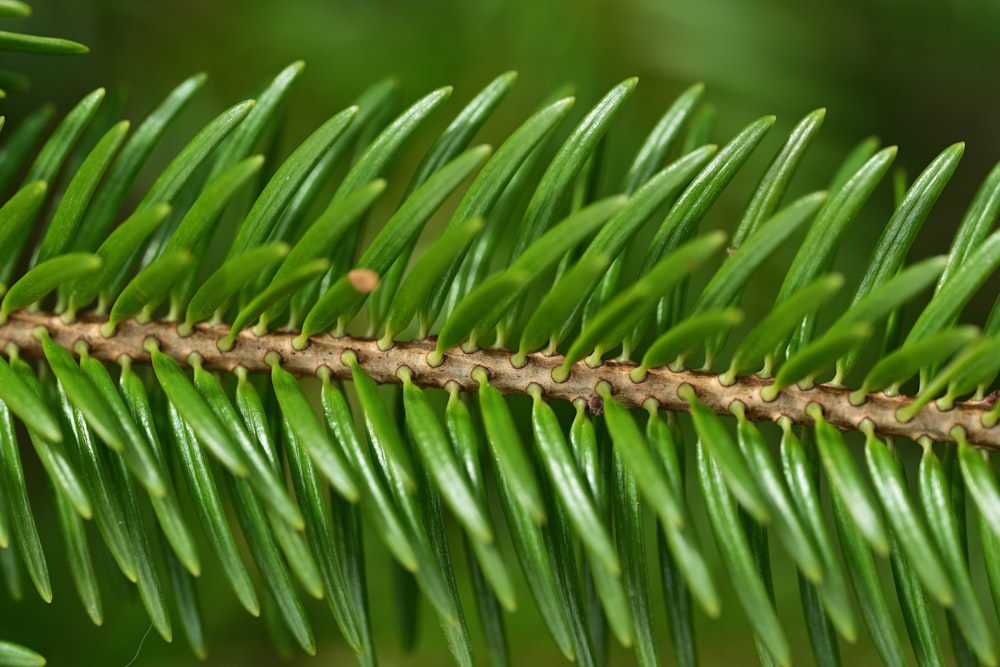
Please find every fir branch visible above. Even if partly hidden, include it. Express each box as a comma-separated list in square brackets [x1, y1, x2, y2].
[4, 25, 1000, 662]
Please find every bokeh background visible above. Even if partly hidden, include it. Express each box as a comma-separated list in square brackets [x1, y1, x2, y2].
[3, 0, 1000, 665]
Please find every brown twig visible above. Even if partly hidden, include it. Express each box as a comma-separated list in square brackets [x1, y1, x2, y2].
[2, 310, 997, 449]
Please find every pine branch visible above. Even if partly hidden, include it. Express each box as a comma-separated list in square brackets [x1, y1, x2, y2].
[4, 26, 1000, 663]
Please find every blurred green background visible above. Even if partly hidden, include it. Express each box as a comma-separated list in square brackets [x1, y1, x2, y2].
[11, 0, 1000, 191]
[3, 0, 1000, 665]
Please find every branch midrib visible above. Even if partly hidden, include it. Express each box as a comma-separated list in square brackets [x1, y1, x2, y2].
[2, 310, 996, 450]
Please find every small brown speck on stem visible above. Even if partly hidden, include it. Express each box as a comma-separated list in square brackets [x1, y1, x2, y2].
[348, 269, 380, 294]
